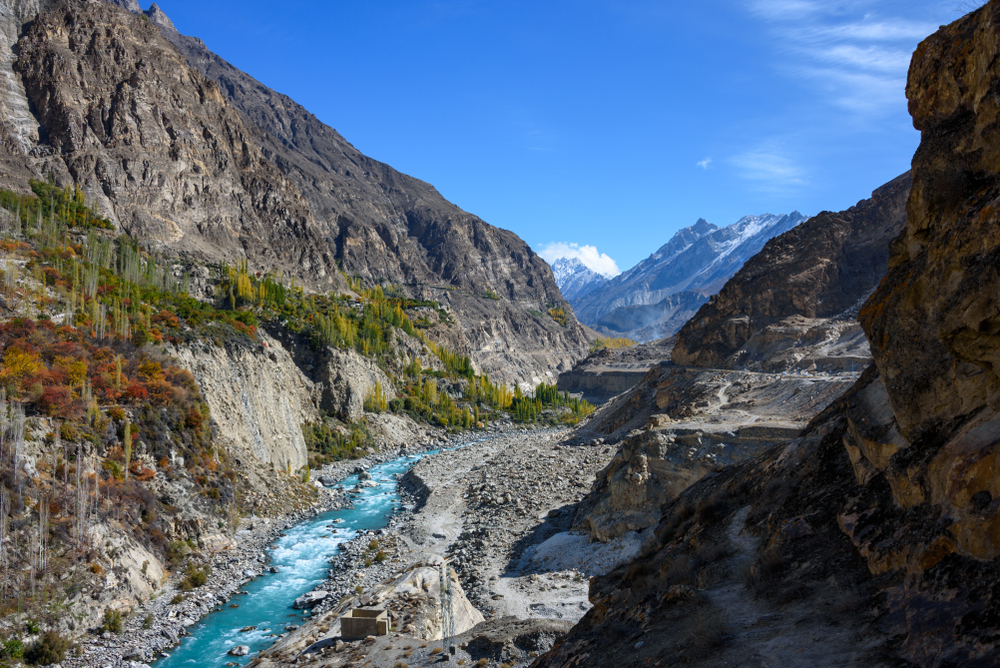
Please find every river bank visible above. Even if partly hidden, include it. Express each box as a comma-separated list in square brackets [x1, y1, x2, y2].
[246, 424, 632, 667]
[58, 424, 496, 667]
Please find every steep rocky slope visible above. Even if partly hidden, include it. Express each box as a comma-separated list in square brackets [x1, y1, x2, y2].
[673, 172, 910, 371]
[122, 0, 590, 385]
[534, 4, 1000, 666]
[0, 0, 589, 386]
[13, 2, 339, 288]
[571, 212, 807, 341]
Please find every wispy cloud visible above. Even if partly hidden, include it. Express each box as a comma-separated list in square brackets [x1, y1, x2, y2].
[697, 157, 712, 169]
[730, 144, 805, 192]
[537, 242, 620, 277]
[746, 0, 937, 119]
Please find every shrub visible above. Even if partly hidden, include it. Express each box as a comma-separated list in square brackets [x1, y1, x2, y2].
[181, 562, 209, 589]
[24, 631, 70, 665]
[166, 540, 191, 567]
[59, 423, 81, 444]
[102, 609, 123, 634]
[170, 593, 186, 605]
[0, 636, 24, 659]
[142, 613, 154, 630]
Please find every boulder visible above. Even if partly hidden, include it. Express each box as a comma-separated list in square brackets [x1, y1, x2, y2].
[292, 590, 330, 609]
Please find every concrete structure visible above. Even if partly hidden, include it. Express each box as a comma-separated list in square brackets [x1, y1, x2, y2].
[340, 608, 389, 641]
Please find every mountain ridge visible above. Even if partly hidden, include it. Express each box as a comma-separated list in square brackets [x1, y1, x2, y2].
[0, 0, 591, 386]
[572, 211, 808, 341]
[551, 257, 609, 301]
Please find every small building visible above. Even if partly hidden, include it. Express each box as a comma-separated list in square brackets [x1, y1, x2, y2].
[340, 608, 389, 641]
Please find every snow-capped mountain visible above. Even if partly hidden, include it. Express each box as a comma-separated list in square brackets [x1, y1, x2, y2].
[573, 212, 809, 341]
[551, 257, 610, 301]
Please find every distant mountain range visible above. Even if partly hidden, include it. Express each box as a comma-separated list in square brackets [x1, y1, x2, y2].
[551, 258, 609, 301]
[560, 212, 809, 341]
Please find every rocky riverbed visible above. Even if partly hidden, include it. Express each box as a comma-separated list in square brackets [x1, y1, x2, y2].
[56, 425, 491, 668]
[60, 422, 627, 668]
[59, 496, 345, 668]
[245, 423, 631, 667]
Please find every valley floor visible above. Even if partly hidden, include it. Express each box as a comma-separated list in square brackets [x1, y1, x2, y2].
[247, 425, 629, 668]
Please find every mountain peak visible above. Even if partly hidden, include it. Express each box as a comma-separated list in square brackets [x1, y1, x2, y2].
[145, 3, 177, 33]
[571, 211, 808, 340]
[552, 257, 609, 301]
[692, 218, 715, 235]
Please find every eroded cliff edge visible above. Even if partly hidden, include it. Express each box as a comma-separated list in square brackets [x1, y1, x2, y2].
[535, 4, 1000, 666]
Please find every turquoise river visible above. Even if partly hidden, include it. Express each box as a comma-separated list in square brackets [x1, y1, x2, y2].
[155, 443, 458, 667]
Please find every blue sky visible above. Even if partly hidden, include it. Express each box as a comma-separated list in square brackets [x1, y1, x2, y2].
[153, 0, 964, 274]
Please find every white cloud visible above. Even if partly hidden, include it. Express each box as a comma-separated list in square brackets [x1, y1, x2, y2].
[537, 242, 620, 277]
[697, 157, 712, 169]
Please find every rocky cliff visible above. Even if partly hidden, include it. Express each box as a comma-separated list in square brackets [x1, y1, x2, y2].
[171, 332, 317, 471]
[0, 0, 589, 386]
[119, 0, 591, 386]
[536, 4, 1000, 666]
[571, 212, 807, 341]
[672, 172, 910, 370]
[13, 2, 339, 288]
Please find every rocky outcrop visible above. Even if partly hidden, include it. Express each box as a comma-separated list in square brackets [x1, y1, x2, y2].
[319, 348, 396, 423]
[12, 2, 340, 289]
[673, 172, 910, 369]
[539, 5, 1000, 665]
[572, 212, 808, 341]
[171, 333, 316, 471]
[575, 429, 753, 542]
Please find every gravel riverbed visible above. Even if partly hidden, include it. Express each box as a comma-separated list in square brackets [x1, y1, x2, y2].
[61, 423, 621, 668]
[57, 427, 483, 668]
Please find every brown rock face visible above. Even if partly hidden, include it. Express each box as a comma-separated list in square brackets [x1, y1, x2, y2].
[13, 3, 339, 288]
[0, 0, 589, 384]
[673, 172, 910, 369]
[159, 21, 590, 385]
[848, 0, 1000, 568]
[537, 5, 1000, 667]
[861, 5, 1000, 445]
